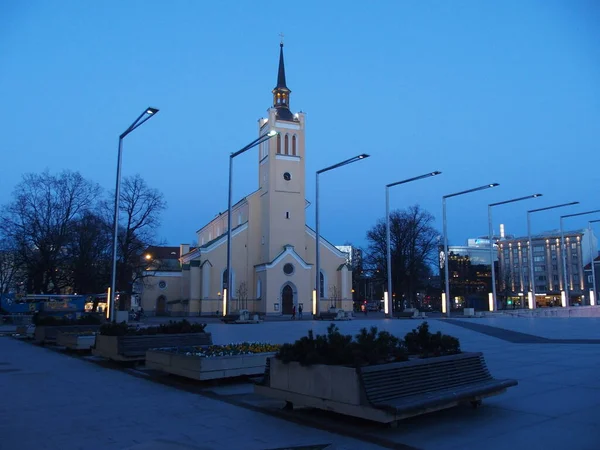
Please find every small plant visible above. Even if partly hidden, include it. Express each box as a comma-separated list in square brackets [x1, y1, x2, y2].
[404, 322, 460, 358]
[276, 324, 408, 367]
[99, 320, 207, 336]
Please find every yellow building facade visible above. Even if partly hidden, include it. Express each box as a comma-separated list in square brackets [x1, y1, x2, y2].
[141, 44, 352, 316]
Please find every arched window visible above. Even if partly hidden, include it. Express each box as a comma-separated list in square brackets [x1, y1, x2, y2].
[319, 271, 325, 298]
[222, 269, 228, 290]
[292, 135, 297, 156]
[276, 134, 281, 154]
[284, 134, 289, 155]
[256, 279, 262, 299]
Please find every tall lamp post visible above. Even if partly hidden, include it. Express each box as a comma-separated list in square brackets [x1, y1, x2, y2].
[385, 171, 441, 317]
[225, 130, 278, 315]
[315, 154, 370, 316]
[588, 219, 600, 306]
[559, 209, 600, 307]
[488, 194, 542, 311]
[443, 183, 499, 317]
[526, 202, 578, 310]
[110, 107, 159, 321]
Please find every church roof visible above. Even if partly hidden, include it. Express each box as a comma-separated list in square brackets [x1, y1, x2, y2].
[272, 43, 298, 123]
[276, 43, 288, 90]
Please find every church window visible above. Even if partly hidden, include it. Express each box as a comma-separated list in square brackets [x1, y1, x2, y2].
[319, 272, 325, 298]
[238, 212, 242, 225]
[292, 135, 297, 156]
[276, 134, 281, 154]
[284, 134, 289, 155]
[283, 172, 291, 181]
[222, 269, 229, 290]
[256, 279, 262, 299]
[286, 211, 290, 219]
[283, 263, 294, 275]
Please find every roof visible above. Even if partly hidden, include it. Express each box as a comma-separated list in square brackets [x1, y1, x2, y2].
[144, 246, 182, 260]
[275, 43, 288, 90]
[584, 256, 600, 270]
[499, 229, 585, 243]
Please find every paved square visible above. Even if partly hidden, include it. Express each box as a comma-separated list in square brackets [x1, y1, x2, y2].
[1, 316, 600, 449]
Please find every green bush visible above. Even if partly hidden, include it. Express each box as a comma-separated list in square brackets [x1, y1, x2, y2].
[404, 322, 461, 358]
[276, 324, 408, 367]
[99, 320, 207, 336]
[276, 322, 461, 367]
[33, 314, 103, 327]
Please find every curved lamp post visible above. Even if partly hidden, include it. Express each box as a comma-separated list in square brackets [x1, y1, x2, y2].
[589, 219, 600, 306]
[385, 171, 441, 317]
[315, 154, 370, 316]
[442, 183, 499, 317]
[110, 107, 159, 321]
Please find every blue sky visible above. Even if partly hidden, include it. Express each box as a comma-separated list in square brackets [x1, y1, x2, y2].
[1, 1, 599, 251]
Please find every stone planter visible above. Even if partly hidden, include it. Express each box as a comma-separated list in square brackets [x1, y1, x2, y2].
[256, 352, 517, 424]
[34, 325, 101, 345]
[56, 332, 96, 350]
[93, 333, 212, 362]
[146, 350, 276, 380]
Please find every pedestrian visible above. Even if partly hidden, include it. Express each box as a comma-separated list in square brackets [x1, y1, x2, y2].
[291, 304, 296, 320]
[298, 304, 303, 319]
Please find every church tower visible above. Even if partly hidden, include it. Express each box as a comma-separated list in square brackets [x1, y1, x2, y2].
[257, 43, 307, 263]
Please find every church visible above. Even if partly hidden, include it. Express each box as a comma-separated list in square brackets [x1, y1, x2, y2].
[140, 44, 352, 316]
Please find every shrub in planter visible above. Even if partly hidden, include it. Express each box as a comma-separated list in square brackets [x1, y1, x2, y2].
[404, 322, 460, 358]
[33, 314, 104, 326]
[276, 324, 408, 367]
[99, 320, 207, 336]
[159, 342, 281, 357]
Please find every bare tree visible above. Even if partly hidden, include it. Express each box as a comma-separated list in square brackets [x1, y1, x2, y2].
[236, 281, 249, 311]
[366, 205, 439, 310]
[0, 237, 23, 294]
[329, 285, 341, 309]
[113, 174, 167, 310]
[0, 170, 101, 294]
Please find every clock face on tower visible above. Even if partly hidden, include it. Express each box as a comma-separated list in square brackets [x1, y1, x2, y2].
[283, 172, 292, 181]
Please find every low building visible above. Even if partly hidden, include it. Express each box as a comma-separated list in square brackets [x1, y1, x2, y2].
[584, 255, 600, 300]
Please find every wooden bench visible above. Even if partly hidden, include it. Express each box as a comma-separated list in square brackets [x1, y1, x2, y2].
[359, 352, 517, 419]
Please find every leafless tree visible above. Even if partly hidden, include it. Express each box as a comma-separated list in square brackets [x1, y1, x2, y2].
[0, 170, 101, 294]
[236, 281, 249, 311]
[113, 174, 167, 310]
[0, 237, 24, 294]
[366, 205, 439, 310]
[329, 285, 341, 309]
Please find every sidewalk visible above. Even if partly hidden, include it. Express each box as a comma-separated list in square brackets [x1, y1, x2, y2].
[0, 338, 384, 450]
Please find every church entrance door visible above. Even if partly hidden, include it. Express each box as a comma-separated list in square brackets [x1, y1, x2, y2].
[281, 285, 294, 314]
[156, 296, 167, 316]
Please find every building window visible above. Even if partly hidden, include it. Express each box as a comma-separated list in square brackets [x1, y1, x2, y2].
[276, 134, 281, 154]
[552, 254, 557, 260]
[158, 280, 167, 290]
[238, 212, 242, 225]
[222, 269, 228, 290]
[573, 274, 580, 283]
[284, 134, 289, 155]
[292, 135, 297, 156]
[589, 275, 594, 283]
[537, 276, 547, 281]
[319, 271, 326, 298]
[553, 275, 559, 281]
[283, 172, 291, 181]
[571, 243, 577, 249]
[285, 211, 290, 219]
[551, 244, 556, 251]
[256, 279, 262, 299]
[522, 257, 528, 263]
[534, 266, 544, 272]
[283, 263, 294, 275]
[552, 265, 558, 271]
[533, 246, 544, 252]
[534, 256, 544, 262]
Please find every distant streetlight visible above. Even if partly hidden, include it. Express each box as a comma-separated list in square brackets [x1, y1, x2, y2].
[588, 219, 600, 306]
[110, 107, 159, 321]
[385, 171, 441, 317]
[442, 183, 499, 317]
[225, 130, 278, 315]
[560, 209, 600, 306]
[315, 154, 370, 316]
[526, 202, 578, 309]
[488, 194, 542, 311]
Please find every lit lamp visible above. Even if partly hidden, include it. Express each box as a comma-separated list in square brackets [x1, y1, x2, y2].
[222, 289, 227, 316]
[528, 292, 534, 309]
[441, 293, 447, 314]
[384, 292, 389, 315]
[106, 287, 111, 321]
[312, 289, 317, 316]
[145, 254, 152, 260]
[488, 293, 494, 312]
[560, 291, 567, 308]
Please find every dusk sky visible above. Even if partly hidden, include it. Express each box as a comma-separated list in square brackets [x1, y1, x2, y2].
[1, 1, 599, 251]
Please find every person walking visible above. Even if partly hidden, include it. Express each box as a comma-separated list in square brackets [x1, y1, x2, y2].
[291, 304, 296, 320]
[298, 304, 303, 319]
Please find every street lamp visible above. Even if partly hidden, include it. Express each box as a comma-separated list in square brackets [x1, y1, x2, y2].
[385, 171, 441, 317]
[315, 154, 370, 316]
[526, 202, 578, 310]
[488, 194, 542, 311]
[443, 183, 499, 317]
[225, 130, 278, 316]
[110, 107, 159, 321]
[588, 219, 600, 306]
[559, 209, 600, 307]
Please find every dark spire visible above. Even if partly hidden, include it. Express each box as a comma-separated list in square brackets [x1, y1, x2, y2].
[276, 43, 287, 89]
[272, 42, 295, 121]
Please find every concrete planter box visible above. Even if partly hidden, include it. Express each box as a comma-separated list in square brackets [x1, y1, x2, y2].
[93, 333, 212, 362]
[34, 325, 101, 345]
[56, 332, 96, 350]
[146, 350, 276, 380]
[256, 353, 516, 424]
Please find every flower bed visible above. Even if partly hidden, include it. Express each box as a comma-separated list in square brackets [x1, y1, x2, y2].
[146, 342, 280, 381]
